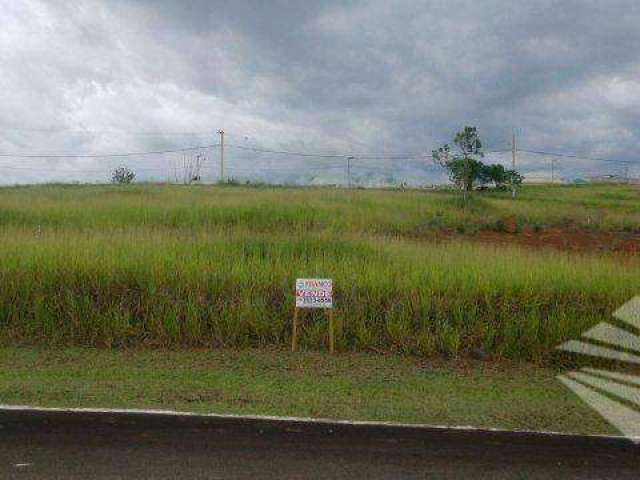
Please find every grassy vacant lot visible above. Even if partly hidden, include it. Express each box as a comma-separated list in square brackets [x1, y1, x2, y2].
[0, 347, 616, 435]
[0, 182, 638, 233]
[0, 183, 638, 361]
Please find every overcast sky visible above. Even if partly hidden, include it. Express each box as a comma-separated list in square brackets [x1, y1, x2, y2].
[1, 0, 639, 184]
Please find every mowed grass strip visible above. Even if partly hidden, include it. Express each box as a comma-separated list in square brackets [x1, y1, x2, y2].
[0, 347, 616, 436]
[0, 227, 636, 361]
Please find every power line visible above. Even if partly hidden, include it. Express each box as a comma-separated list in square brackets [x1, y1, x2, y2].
[1, 126, 219, 136]
[0, 142, 435, 162]
[2, 136, 634, 181]
[228, 144, 512, 160]
[1, 125, 513, 162]
[226, 143, 347, 159]
[226, 165, 345, 173]
[0, 163, 349, 175]
[0, 164, 171, 173]
[3, 122, 623, 165]
[0, 144, 220, 159]
[356, 154, 429, 160]
[519, 149, 637, 165]
[484, 148, 512, 154]
[227, 143, 479, 161]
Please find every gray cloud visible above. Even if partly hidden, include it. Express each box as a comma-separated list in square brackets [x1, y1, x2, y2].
[1, 0, 639, 184]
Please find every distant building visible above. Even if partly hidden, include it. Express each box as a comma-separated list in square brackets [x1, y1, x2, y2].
[587, 174, 628, 184]
[522, 176, 566, 185]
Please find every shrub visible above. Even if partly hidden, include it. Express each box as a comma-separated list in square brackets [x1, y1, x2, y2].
[111, 167, 136, 184]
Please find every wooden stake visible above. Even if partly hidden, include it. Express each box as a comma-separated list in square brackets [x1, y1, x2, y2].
[291, 307, 299, 352]
[291, 307, 337, 354]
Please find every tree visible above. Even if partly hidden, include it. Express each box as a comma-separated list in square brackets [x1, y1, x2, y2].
[433, 126, 485, 199]
[445, 157, 485, 190]
[479, 163, 507, 187]
[479, 164, 524, 190]
[111, 166, 136, 184]
[433, 127, 524, 196]
[505, 169, 524, 190]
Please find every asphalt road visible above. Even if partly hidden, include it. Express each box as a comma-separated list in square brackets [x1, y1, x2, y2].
[0, 409, 638, 479]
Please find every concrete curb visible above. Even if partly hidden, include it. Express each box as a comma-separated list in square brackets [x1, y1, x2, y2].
[0, 404, 634, 444]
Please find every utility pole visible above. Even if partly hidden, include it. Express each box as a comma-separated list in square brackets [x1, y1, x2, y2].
[624, 163, 630, 183]
[217, 129, 225, 183]
[346, 156, 355, 188]
[511, 132, 517, 198]
[551, 158, 556, 184]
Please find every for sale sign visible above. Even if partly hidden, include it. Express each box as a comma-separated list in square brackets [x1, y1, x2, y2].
[295, 279, 333, 309]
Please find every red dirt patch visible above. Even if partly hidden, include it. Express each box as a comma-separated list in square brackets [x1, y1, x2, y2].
[469, 227, 640, 254]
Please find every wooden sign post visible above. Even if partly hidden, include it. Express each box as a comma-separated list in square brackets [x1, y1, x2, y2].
[292, 279, 335, 353]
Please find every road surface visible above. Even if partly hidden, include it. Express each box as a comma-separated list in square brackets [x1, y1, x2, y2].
[1, 409, 638, 479]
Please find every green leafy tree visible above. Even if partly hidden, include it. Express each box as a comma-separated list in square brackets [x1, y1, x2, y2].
[433, 127, 524, 197]
[433, 126, 485, 199]
[479, 164, 507, 187]
[446, 158, 485, 190]
[505, 169, 524, 190]
[478, 164, 524, 191]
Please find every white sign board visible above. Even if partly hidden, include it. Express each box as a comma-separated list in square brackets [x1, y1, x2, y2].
[295, 279, 333, 309]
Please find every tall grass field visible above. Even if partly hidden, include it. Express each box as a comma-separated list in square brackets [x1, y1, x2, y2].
[0, 183, 638, 361]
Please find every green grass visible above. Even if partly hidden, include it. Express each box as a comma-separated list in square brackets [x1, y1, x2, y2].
[0, 184, 637, 361]
[0, 182, 638, 234]
[0, 347, 617, 436]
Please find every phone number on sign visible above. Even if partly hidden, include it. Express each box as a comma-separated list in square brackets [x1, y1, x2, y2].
[296, 296, 332, 306]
